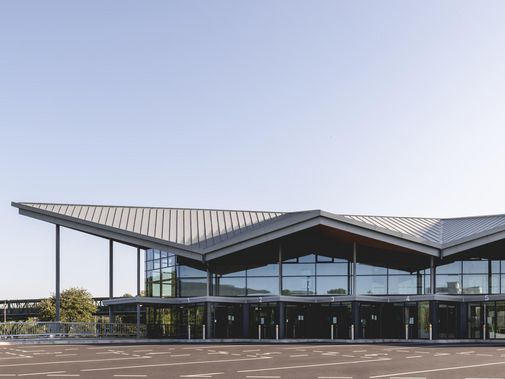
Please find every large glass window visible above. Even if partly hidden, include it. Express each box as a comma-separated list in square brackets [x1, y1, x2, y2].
[216, 277, 246, 296]
[282, 276, 316, 296]
[436, 274, 462, 294]
[247, 277, 278, 296]
[388, 275, 419, 294]
[316, 276, 348, 295]
[356, 276, 387, 295]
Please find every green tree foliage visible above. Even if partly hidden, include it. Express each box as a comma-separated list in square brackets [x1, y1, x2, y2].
[38, 287, 97, 322]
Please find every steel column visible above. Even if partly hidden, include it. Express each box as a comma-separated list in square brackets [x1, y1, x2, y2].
[352, 242, 357, 295]
[136, 304, 141, 338]
[109, 240, 114, 321]
[137, 248, 141, 297]
[430, 256, 436, 294]
[55, 225, 61, 322]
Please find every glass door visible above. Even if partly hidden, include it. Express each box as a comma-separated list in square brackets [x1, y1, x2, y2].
[467, 303, 482, 339]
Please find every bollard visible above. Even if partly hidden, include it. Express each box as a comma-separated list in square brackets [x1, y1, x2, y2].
[429, 323, 433, 340]
[483, 323, 486, 340]
[351, 324, 355, 340]
[331, 324, 334, 340]
[203, 324, 206, 340]
[405, 324, 409, 340]
[188, 325, 191, 340]
[276, 324, 279, 340]
[258, 325, 261, 340]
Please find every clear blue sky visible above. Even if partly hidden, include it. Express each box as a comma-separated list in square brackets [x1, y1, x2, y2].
[1, 1, 505, 299]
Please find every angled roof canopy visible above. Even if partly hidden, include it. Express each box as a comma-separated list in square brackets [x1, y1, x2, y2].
[12, 202, 505, 260]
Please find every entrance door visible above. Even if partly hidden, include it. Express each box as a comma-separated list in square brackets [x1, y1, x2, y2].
[318, 303, 352, 339]
[214, 304, 242, 338]
[250, 303, 277, 339]
[359, 303, 382, 339]
[285, 304, 309, 338]
[438, 303, 458, 339]
[468, 303, 482, 339]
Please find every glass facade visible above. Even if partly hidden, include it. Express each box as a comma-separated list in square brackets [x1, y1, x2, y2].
[436, 259, 503, 294]
[142, 247, 505, 340]
[145, 249, 207, 297]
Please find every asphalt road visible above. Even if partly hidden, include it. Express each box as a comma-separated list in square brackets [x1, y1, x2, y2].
[2, 343, 505, 378]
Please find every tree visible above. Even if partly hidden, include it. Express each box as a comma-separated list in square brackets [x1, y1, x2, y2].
[38, 287, 97, 322]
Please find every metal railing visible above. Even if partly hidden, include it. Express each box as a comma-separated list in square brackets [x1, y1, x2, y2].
[0, 322, 146, 339]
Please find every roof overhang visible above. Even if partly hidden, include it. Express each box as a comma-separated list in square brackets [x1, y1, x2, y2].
[13, 202, 203, 261]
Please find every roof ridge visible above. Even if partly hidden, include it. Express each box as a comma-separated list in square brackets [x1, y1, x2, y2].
[340, 213, 441, 221]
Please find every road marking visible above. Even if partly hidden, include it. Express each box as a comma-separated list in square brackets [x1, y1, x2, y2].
[180, 374, 224, 378]
[465, 377, 504, 379]
[318, 377, 353, 378]
[243, 350, 261, 352]
[0, 356, 151, 369]
[18, 371, 66, 376]
[369, 361, 505, 378]
[289, 354, 308, 358]
[171, 354, 191, 357]
[47, 375, 81, 377]
[245, 376, 281, 379]
[434, 353, 450, 356]
[457, 351, 475, 355]
[0, 375, 16, 377]
[81, 356, 271, 372]
[56, 354, 77, 357]
[237, 358, 391, 373]
[405, 356, 422, 359]
[133, 350, 152, 353]
[113, 376, 148, 378]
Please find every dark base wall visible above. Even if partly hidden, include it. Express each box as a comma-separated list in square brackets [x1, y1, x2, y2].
[141, 300, 505, 340]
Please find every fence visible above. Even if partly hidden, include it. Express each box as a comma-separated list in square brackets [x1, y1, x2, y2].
[0, 322, 146, 339]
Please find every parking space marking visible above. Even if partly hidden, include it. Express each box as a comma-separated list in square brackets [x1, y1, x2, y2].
[81, 356, 271, 372]
[18, 371, 66, 376]
[245, 376, 281, 378]
[113, 375, 148, 378]
[405, 356, 422, 359]
[180, 373, 224, 378]
[369, 361, 505, 378]
[289, 354, 308, 358]
[0, 356, 151, 369]
[237, 358, 391, 373]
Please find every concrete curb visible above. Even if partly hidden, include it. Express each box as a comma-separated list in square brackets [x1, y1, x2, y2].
[1, 338, 505, 345]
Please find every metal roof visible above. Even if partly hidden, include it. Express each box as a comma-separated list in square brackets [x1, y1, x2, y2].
[12, 202, 505, 259]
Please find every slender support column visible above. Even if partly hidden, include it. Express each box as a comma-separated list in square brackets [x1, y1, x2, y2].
[242, 303, 250, 338]
[352, 301, 359, 339]
[278, 244, 282, 296]
[278, 302, 285, 339]
[430, 256, 436, 294]
[430, 301, 438, 340]
[55, 225, 61, 322]
[137, 248, 141, 297]
[206, 303, 213, 339]
[109, 240, 114, 322]
[352, 242, 357, 295]
[206, 268, 211, 296]
[136, 304, 141, 339]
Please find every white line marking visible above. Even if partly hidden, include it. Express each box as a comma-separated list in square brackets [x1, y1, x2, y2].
[0, 356, 150, 369]
[245, 376, 280, 379]
[171, 354, 191, 357]
[180, 373, 224, 378]
[369, 361, 505, 378]
[318, 377, 353, 379]
[289, 354, 308, 358]
[405, 356, 422, 359]
[464, 377, 504, 379]
[238, 358, 391, 373]
[47, 375, 81, 377]
[81, 356, 271, 372]
[18, 371, 66, 376]
[113, 376, 148, 378]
